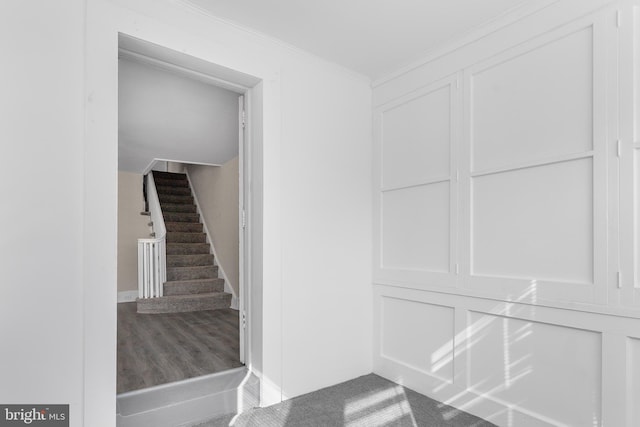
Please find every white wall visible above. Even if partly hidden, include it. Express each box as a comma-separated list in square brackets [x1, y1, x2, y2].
[118, 57, 240, 173]
[84, 0, 372, 422]
[0, 1, 86, 426]
[187, 160, 240, 296]
[278, 52, 372, 399]
[372, 1, 640, 426]
[117, 172, 150, 292]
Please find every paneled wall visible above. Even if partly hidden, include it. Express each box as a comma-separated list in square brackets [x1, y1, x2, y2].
[372, 1, 640, 425]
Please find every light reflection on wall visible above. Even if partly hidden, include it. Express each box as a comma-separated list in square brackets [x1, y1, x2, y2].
[431, 282, 540, 424]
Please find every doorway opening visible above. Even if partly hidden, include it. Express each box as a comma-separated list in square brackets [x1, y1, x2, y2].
[115, 34, 257, 395]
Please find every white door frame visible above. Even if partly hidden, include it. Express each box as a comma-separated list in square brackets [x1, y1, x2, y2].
[84, 5, 287, 417]
[238, 94, 250, 365]
[118, 35, 254, 368]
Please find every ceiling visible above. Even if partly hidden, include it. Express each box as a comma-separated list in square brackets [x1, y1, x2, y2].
[184, 0, 548, 80]
[118, 55, 240, 173]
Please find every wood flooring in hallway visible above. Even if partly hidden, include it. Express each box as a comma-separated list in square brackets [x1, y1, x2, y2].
[117, 302, 242, 394]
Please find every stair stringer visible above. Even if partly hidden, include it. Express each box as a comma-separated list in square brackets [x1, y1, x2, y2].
[184, 169, 239, 310]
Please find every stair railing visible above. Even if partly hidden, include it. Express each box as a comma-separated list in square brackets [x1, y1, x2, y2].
[137, 173, 166, 299]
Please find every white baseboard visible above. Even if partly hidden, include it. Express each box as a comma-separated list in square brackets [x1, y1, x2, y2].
[374, 358, 556, 427]
[259, 376, 282, 408]
[117, 367, 259, 427]
[230, 295, 239, 310]
[118, 290, 138, 303]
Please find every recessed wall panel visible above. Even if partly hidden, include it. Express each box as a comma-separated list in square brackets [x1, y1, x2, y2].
[472, 158, 593, 284]
[468, 312, 601, 426]
[382, 86, 450, 188]
[472, 27, 593, 171]
[630, 338, 640, 427]
[382, 182, 449, 272]
[381, 297, 454, 382]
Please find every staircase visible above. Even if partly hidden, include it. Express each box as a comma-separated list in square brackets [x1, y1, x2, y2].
[136, 171, 231, 314]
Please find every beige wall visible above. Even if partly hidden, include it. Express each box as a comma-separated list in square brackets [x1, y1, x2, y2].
[187, 158, 239, 296]
[117, 171, 150, 292]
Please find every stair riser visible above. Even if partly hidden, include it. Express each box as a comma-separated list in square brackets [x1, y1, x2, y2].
[163, 213, 199, 223]
[167, 266, 218, 281]
[153, 178, 189, 188]
[152, 172, 187, 181]
[158, 194, 194, 204]
[160, 204, 197, 213]
[156, 186, 191, 196]
[163, 279, 224, 295]
[136, 293, 231, 314]
[167, 254, 214, 267]
[165, 222, 203, 233]
[167, 233, 206, 244]
[166, 244, 210, 255]
[116, 367, 258, 427]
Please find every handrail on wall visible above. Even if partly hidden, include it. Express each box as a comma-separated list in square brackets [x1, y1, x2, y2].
[137, 172, 167, 299]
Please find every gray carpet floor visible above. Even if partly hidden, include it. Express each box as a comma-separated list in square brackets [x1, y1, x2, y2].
[195, 374, 496, 427]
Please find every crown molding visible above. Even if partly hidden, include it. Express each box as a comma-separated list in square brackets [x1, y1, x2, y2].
[372, 0, 561, 87]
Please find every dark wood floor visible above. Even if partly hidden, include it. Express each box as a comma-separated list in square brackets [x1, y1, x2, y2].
[117, 303, 242, 394]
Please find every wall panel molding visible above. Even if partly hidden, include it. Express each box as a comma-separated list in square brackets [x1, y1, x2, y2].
[381, 182, 450, 272]
[373, 2, 640, 425]
[468, 24, 595, 173]
[465, 311, 601, 427]
[620, 5, 640, 308]
[380, 296, 455, 383]
[374, 285, 640, 427]
[374, 75, 460, 287]
[460, 12, 609, 306]
[628, 338, 640, 426]
[372, 0, 622, 104]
